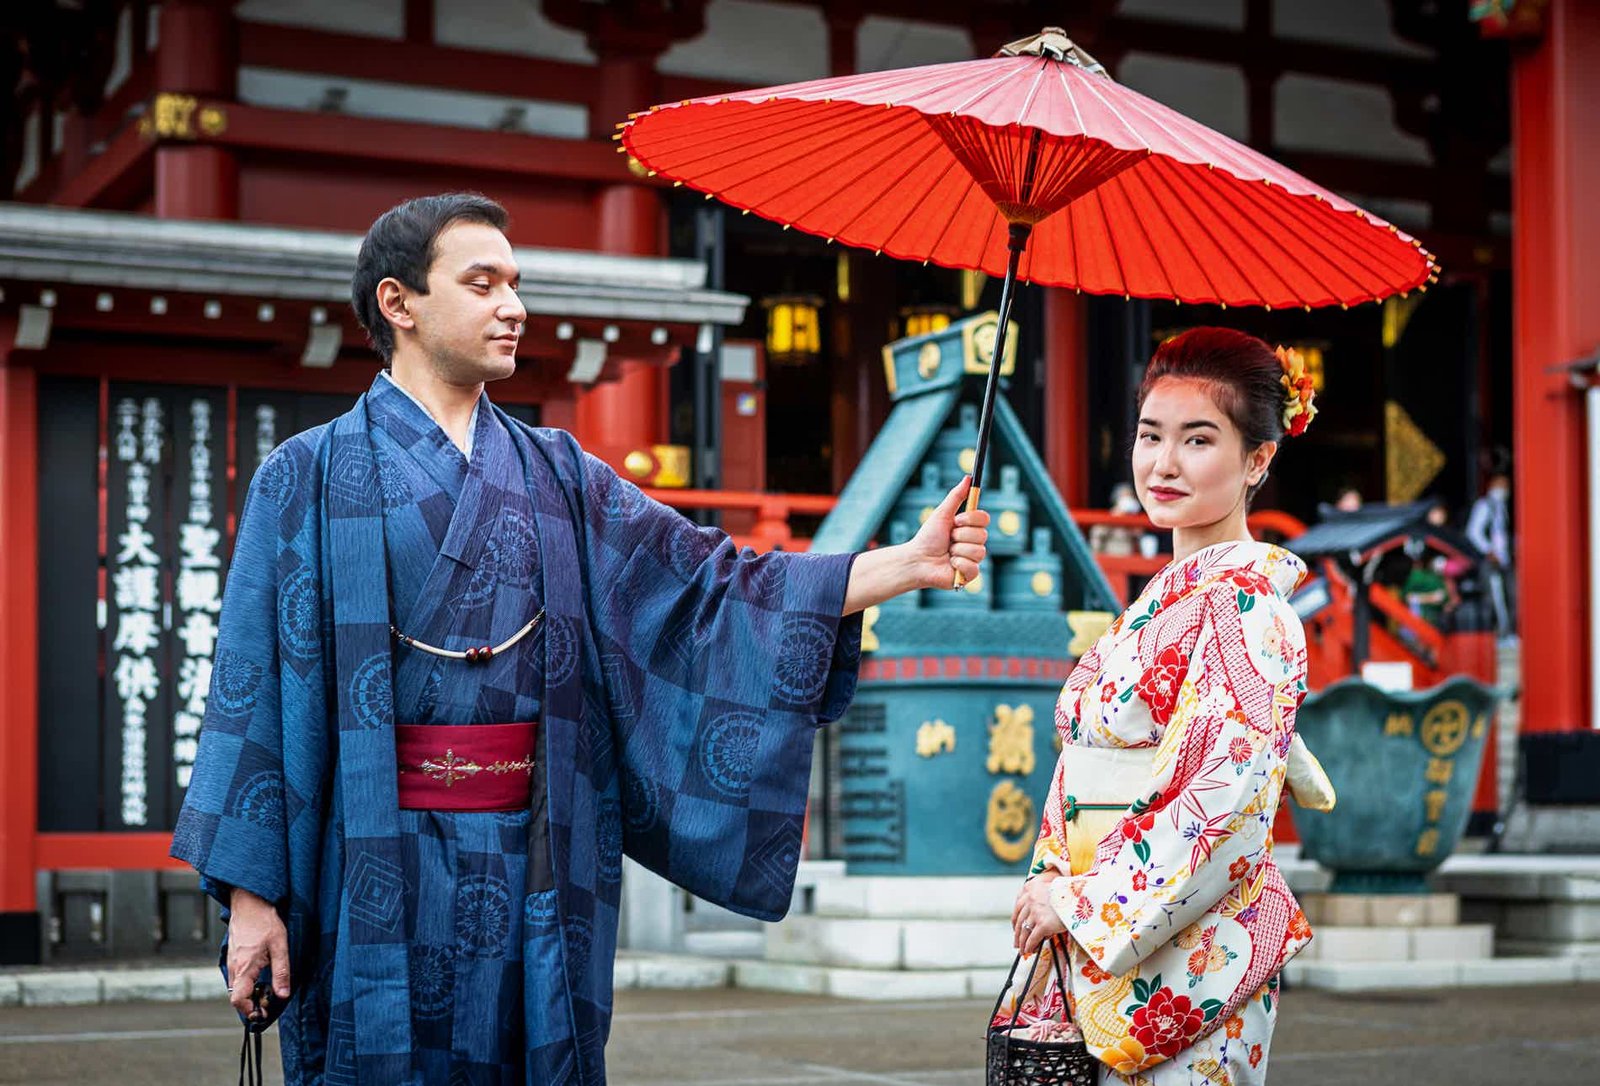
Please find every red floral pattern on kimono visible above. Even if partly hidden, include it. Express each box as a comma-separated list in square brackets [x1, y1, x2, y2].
[999, 541, 1312, 1086]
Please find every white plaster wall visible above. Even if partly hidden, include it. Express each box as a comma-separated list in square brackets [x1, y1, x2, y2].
[1117, 53, 1249, 144]
[1276, 73, 1432, 164]
[658, 1, 828, 84]
[235, 0, 403, 40]
[434, 0, 594, 62]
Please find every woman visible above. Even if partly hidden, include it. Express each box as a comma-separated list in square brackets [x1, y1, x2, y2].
[1000, 328, 1324, 1085]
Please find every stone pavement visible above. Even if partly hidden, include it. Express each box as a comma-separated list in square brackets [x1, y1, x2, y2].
[2, 982, 1597, 1085]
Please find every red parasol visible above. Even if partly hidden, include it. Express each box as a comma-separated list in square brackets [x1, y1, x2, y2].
[620, 28, 1437, 529]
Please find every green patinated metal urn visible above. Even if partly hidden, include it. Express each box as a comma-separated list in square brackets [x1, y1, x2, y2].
[1291, 676, 1503, 894]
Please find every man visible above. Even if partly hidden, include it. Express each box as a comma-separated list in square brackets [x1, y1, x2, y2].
[171, 193, 988, 1084]
[1466, 471, 1515, 642]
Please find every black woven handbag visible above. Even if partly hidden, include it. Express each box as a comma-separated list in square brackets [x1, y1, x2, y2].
[985, 938, 1100, 1086]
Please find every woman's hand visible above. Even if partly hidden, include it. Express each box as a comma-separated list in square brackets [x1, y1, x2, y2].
[226, 888, 290, 1019]
[1012, 874, 1068, 957]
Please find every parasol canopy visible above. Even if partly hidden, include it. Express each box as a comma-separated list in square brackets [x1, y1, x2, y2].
[620, 29, 1437, 310]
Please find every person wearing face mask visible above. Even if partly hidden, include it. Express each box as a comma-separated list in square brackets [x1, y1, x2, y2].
[1466, 472, 1516, 644]
[996, 328, 1333, 1085]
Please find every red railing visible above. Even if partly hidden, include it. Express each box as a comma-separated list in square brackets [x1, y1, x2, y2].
[642, 488, 838, 552]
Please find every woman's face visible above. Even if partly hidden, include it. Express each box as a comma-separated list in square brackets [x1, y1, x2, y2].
[1132, 377, 1273, 532]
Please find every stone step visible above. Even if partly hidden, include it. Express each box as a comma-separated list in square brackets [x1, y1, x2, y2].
[681, 930, 765, 959]
[1284, 955, 1600, 992]
[1300, 892, 1459, 927]
[3, 954, 734, 1008]
[765, 914, 1014, 970]
[807, 875, 1020, 920]
[1297, 924, 1493, 963]
[732, 959, 1009, 1001]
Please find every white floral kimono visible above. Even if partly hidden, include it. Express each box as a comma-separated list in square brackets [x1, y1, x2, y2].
[999, 541, 1316, 1085]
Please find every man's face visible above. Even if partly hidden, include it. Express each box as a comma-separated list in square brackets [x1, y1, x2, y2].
[405, 221, 526, 385]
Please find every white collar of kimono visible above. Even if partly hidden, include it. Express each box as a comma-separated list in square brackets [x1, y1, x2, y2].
[379, 368, 481, 461]
[1165, 539, 1307, 598]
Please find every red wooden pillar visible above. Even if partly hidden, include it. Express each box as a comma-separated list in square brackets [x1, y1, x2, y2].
[575, 51, 667, 455]
[0, 318, 41, 963]
[1510, 0, 1600, 733]
[154, 0, 238, 220]
[1044, 290, 1089, 507]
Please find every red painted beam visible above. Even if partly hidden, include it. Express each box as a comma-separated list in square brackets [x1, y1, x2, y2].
[209, 100, 642, 187]
[52, 122, 154, 209]
[239, 23, 600, 110]
[0, 322, 40, 913]
[35, 833, 185, 871]
[1510, 0, 1599, 733]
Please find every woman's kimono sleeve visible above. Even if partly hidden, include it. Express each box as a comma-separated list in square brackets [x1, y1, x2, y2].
[170, 448, 295, 911]
[569, 448, 863, 919]
[1051, 577, 1307, 977]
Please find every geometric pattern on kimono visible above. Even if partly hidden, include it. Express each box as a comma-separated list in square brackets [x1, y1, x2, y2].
[173, 374, 864, 1084]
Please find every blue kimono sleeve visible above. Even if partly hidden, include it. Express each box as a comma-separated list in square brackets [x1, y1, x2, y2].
[574, 449, 863, 918]
[169, 454, 292, 911]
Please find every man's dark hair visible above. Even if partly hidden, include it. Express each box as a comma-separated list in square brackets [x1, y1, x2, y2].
[350, 193, 511, 362]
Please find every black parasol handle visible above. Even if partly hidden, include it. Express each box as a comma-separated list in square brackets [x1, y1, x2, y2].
[965, 220, 1033, 517]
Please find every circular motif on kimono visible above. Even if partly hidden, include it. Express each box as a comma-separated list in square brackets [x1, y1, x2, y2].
[231, 770, 285, 829]
[456, 874, 512, 958]
[408, 944, 454, 1018]
[668, 526, 717, 574]
[253, 449, 298, 505]
[751, 561, 787, 607]
[212, 650, 264, 718]
[489, 510, 539, 590]
[772, 616, 834, 705]
[544, 614, 579, 686]
[563, 914, 594, 981]
[525, 889, 561, 933]
[596, 800, 623, 884]
[594, 473, 648, 522]
[622, 775, 660, 833]
[349, 653, 392, 730]
[699, 711, 763, 798]
[414, 667, 441, 720]
[373, 451, 413, 511]
[279, 566, 322, 662]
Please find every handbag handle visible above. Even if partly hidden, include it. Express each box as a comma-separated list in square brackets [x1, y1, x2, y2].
[987, 935, 1073, 1036]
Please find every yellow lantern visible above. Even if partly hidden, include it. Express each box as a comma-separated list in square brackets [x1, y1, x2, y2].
[764, 295, 823, 363]
[901, 305, 955, 340]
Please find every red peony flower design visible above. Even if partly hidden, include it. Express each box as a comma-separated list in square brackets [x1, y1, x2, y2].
[1130, 987, 1205, 1059]
[1229, 857, 1251, 882]
[1132, 870, 1148, 892]
[1121, 810, 1157, 843]
[1135, 646, 1189, 725]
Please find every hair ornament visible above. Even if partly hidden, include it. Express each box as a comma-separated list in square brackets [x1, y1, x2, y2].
[1276, 345, 1317, 437]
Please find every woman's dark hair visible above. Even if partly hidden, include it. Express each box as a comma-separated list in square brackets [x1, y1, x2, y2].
[1136, 327, 1285, 502]
[350, 192, 511, 362]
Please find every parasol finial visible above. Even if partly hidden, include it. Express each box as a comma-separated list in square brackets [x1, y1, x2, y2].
[996, 28, 1108, 76]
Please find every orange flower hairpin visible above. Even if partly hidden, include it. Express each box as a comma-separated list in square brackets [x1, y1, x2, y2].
[1276, 345, 1318, 437]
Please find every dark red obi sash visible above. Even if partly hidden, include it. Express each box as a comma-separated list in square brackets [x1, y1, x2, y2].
[395, 722, 537, 812]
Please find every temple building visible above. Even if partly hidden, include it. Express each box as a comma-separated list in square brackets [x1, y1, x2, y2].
[1, 0, 1593, 964]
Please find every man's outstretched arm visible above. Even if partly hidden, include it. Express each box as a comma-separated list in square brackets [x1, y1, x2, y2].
[844, 476, 989, 614]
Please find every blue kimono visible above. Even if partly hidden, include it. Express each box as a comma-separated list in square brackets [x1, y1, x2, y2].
[171, 374, 862, 1085]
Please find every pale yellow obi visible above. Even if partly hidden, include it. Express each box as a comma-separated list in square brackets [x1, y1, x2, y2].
[1057, 743, 1160, 875]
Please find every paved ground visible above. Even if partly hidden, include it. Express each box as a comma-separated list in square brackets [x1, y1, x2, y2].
[2, 982, 1597, 1084]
